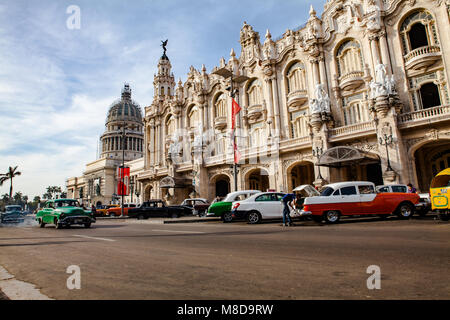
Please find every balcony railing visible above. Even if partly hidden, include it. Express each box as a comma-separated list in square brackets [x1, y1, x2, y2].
[398, 104, 450, 124]
[329, 121, 376, 138]
[338, 71, 365, 91]
[287, 89, 308, 107]
[404, 45, 441, 64]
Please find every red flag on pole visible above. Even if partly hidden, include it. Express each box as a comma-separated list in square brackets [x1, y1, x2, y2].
[231, 98, 241, 130]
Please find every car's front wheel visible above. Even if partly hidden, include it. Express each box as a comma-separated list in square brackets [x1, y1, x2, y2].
[439, 212, 450, 221]
[222, 211, 233, 223]
[38, 218, 46, 228]
[396, 203, 414, 219]
[247, 211, 262, 224]
[170, 213, 179, 219]
[324, 211, 340, 224]
[84, 222, 91, 228]
[54, 218, 62, 229]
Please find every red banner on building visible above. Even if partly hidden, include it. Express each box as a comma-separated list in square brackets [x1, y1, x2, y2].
[117, 166, 130, 196]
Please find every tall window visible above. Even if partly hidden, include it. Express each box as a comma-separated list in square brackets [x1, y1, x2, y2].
[214, 93, 227, 118]
[336, 40, 364, 78]
[247, 79, 263, 106]
[342, 93, 369, 125]
[249, 123, 265, 146]
[290, 110, 309, 138]
[420, 82, 441, 109]
[188, 106, 199, 128]
[166, 115, 176, 138]
[286, 62, 307, 93]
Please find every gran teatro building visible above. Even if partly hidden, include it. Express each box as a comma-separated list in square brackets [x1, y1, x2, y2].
[68, 0, 450, 206]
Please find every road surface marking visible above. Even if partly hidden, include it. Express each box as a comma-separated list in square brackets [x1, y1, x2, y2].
[151, 229, 205, 234]
[73, 235, 116, 242]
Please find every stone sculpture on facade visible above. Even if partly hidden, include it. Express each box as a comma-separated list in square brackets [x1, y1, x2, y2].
[309, 84, 331, 114]
[370, 63, 398, 99]
[365, 0, 381, 31]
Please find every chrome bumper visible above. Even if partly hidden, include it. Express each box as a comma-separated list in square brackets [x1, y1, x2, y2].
[59, 215, 96, 224]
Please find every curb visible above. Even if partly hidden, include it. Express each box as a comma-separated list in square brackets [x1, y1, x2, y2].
[0, 266, 52, 300]
[164, 218, 221, 224]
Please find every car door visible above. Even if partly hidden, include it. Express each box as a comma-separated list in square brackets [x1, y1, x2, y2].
[358, 185, 378, 214]
[254, 194, 276, 219]
[337, 186, 360, 215]
[43, 202, 54, 223]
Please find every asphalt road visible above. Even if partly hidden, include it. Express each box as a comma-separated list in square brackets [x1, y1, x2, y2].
[0, 215, 449, 300]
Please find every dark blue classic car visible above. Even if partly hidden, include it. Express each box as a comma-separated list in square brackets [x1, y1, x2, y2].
[0, 205, 25, 223]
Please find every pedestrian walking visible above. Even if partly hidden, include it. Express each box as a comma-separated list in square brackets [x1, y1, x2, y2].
[281, 193, 295, 227]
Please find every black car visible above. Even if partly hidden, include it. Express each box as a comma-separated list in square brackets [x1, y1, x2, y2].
[128, 200, 192, 219]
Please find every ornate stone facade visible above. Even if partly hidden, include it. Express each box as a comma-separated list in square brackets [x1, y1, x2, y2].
[68, 0, 450, 205]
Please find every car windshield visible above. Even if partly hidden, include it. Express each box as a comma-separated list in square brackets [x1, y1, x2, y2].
[5, 206, 21, 212]
[320, 187, 335, 196]
[56, 200, 80, 207]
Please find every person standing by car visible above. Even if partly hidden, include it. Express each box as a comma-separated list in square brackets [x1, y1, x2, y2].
[407, 183, 418, 194]
[281, 193, 295, 227]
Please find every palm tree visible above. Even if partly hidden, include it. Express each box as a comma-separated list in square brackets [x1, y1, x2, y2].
[0, 166, 22, 200]
[13, 192, 23, 204]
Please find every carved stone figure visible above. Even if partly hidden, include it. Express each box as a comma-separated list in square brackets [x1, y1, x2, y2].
[375, 63, 386, 86]
[366, 0, 381, 31]
[310, 84, 331, 114]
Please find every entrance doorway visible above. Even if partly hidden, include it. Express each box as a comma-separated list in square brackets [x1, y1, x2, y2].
[246, 169, 270, 191]
[414, 140, 450, 191]
[216, 179, 230, 197]
[287, 162, 315, 192]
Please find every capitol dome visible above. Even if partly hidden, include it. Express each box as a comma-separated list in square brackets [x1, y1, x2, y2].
[100, 84, 144, 162]
[106, 84, 143, 124]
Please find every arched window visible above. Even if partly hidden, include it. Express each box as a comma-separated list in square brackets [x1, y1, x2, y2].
[286, 62, 307, 93]
[400, 10, 438, 55]
[188, 106, 199, 128]
[247, 79, 263, 107]
[214, 93, 227, 118]
[342, 93, 369, 125]
[166, 115, 176, 138]
[290, 110, 309, 138]
[336, 40, 364, 78]
[249, 123, 265, 146]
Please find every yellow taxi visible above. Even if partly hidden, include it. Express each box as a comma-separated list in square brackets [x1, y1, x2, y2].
[430, 168, 450, 221]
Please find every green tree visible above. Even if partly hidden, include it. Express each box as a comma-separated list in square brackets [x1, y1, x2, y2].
[0, 166, 22, 200]
[13, 191, 23, 204]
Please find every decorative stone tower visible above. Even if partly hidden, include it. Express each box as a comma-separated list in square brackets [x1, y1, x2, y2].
[153, 47, 175, 99]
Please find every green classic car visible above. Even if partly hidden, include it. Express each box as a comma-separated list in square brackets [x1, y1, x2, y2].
[36, 199, 95, 229]
[206, 190, 261, 222]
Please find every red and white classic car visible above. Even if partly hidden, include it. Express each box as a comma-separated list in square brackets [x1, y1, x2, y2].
[301, 181, 420, 223]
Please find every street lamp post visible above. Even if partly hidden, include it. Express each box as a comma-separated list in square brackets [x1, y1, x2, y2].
[312, 147, 324, 180]
[212, 67, 248, 192]
[379, 133, 394, 172]
[120, 122, 127, 217]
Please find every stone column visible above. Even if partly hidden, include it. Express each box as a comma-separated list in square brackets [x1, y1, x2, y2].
[310, 57, 320, 86]
[264, 77, 274, 131]
[271, 76, 282, 138]
[378, 30, 392, 74]
[318, 56, 328, 91]
[369, 35, 381, 66]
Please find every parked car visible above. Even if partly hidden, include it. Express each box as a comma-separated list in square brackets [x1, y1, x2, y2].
[35, 199, 96, 229]
[128, 200, 192, 219]
[231, 192, 285, 224]
[96, 204, 120, 216]
[106, 204, 137, 217]
[300, 181, 420, 223]
[180, 198, 210, 216]
[206, 190, 262, 222]
[430, 168, 450, 221]
[0, 205, 25, 224]
[377, 184, 430, 216]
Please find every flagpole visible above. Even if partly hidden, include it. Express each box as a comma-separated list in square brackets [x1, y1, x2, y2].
[231, 78, 238, 192]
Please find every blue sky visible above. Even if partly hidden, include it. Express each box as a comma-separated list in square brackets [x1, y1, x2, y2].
[0, 0, 323, 198]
